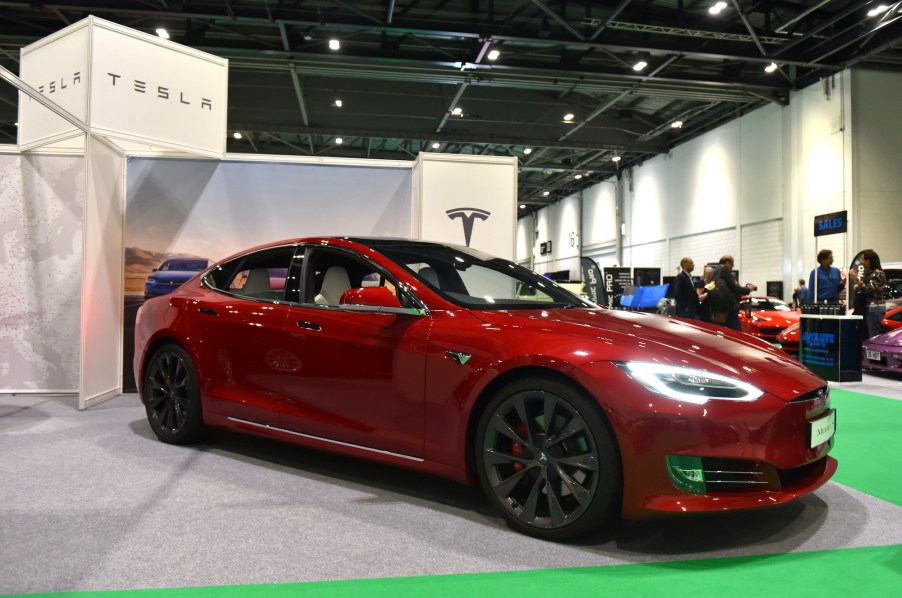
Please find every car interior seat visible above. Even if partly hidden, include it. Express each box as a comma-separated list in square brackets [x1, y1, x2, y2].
[315, 266, 352, 305]
[242, 267, 271, 296]
[418, 266, 439, 288]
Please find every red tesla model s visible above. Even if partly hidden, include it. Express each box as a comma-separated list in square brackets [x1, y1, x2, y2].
[134, 237, 837, 540]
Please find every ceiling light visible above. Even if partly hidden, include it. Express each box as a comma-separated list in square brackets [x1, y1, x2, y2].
[868, 5, 890, 17]
[519, 204, 526, 209]
[155, 28, 170, 39]
[335, 137, 343, 144]
[452, 106, 463, 116]
[432, 142, 440, 149]
[632, 60, 648, 72]
[329, 39, 340, 50]
[523, 147, 533, 155]
[671, 120, 683, 128]
[303, 34, 313, 41]
[334, 99, 343, 108]
[487, 49, 500, 61]
[708, 2, 728, 15]
[232, 132, 242, 139]
[612, 155, 621, 162]
[563, 113, 575, 122]
[765, 62, 778, 73]
[542, 191, 550, 196]
[574, 174, 583, 179]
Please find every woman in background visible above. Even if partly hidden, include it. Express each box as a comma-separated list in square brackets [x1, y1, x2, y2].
[849, 249, 887, 338]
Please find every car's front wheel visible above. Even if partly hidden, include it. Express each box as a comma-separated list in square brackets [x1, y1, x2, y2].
[143, 343, 205, 444]
[475, 377, 621, 540]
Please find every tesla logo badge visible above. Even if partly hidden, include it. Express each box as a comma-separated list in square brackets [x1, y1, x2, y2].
[446, 208, 491, 247]
[445, 351, 472, 365]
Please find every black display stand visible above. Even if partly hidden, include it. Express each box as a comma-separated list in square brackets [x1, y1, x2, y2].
[799, 315, 863, 382]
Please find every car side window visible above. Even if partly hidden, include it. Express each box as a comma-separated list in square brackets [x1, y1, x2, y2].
[204, 245, 296, 302]
[303, 248, 410, 308]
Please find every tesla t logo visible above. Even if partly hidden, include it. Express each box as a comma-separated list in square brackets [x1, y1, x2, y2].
[446, 207, 491, 247]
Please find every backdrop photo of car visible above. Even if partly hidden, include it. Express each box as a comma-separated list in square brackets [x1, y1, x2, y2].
[135, 237, 837, 541]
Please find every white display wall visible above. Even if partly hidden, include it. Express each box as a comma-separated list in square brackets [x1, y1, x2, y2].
[0, 151, 83, 392]
[516, 68, 902, 297]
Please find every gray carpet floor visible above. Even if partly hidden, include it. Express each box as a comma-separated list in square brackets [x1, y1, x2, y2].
[2, 375, 902, 595]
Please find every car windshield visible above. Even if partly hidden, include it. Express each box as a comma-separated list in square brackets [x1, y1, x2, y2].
[360, 240, 593, 310]
[160, 259, 208, 271]
[748, 298, 792, 311]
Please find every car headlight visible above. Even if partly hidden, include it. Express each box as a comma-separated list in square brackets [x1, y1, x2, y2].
[145, 279, 157, 287]
[617, 362, 764, 405]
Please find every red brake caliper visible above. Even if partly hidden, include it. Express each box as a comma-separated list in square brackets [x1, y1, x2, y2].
[511, 423, 527, 472]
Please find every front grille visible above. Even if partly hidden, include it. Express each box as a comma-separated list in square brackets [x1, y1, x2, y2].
[759, 327, 783, 336]
[700, 458, 779, 491]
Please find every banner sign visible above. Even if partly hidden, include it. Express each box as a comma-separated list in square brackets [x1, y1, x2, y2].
[580, 257, 605, 306]
[603, 267, 632, 309]
[19, 16, 228, 156]
[814, 210, 847, 237]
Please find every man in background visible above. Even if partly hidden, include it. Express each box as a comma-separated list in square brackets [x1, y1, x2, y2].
[672, 257, 701, 319]
[808, 249, 844, 302]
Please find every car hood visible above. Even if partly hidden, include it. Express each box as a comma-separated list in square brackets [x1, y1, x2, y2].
[865, 327, 902, 348]
[470, 308, 823, 400]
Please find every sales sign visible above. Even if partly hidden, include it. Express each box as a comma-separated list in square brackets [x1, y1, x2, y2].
[813, 210, 847, 237]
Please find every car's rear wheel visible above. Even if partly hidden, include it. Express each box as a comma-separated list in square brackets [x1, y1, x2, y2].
[475, 377, 621, 541]
[144, 343, 205, 444]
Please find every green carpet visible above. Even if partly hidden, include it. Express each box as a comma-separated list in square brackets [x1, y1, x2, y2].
[7, 388, 901, 598]
[829, 388, 902, 506]
[10, 545, 901, 597]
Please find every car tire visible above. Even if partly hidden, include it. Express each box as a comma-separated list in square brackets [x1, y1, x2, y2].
[475, 377, 621, 541]
[143, 343, 205, 444]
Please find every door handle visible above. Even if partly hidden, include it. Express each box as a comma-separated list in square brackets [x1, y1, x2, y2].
[198, 307, 218, 316]
[297, 321, 322, 331]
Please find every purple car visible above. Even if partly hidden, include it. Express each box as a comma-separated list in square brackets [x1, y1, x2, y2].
[862, 327, 902, 373]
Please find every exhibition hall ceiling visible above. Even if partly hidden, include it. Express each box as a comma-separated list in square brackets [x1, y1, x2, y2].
[1, 0, 901, 213]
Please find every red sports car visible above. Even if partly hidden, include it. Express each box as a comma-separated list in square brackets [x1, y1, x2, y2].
[738, 296, 800, 342]
[777, 322, 801, 356]
[135, 237, 836, 540]
[882, 305, 902, 331]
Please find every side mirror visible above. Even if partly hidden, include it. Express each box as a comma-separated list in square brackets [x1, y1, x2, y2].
[151, 268, 158, 272]
[339, 286, 402, 308]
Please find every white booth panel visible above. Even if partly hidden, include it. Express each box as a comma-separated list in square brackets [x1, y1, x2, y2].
[741, 219, 784, 290]
[81, 137, 124, 407]
[0, 153, 83, 392]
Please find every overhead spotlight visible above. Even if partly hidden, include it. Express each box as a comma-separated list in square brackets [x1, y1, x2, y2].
[867, 5, 890, 17]
[451, 106, 463, 116]
[632, 59, 648, 72]
[523, 147, 533, 155]
[612, 155, 621, 162]
[563, 113, 575, 122]
[765, 62, 778, 73]
[303, 33, 314, 41]
[329, 39, 340, 50]
[574, 174, 583, 180]
[542, 190, 550, 196]
[334, 99, 343, 108]
[708, 2, 728, 15]
[671, 120, 683, 128]
[335, 137, 343, 144]
[487, 49, 500, 61]
[519, 204, 526, 209]
[432, 142, 440, 149]
[155, 28, 170, 39]
[232, 132, 242, 139]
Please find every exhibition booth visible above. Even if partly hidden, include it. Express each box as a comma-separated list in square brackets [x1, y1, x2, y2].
[0, 17, 517, 406]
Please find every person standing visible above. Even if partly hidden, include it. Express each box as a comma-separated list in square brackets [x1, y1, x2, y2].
[711, 255, 756, 331]
[794, 278, 809, 308]
[808, 249, 844, 302]
[672, 257, 701, 319]
[698, 265, 715, 322]
[849, 249, 887, 338]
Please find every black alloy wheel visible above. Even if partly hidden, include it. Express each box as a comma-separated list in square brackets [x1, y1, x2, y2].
[144, 343, 204, 444]
[475, 377, 621, 540]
